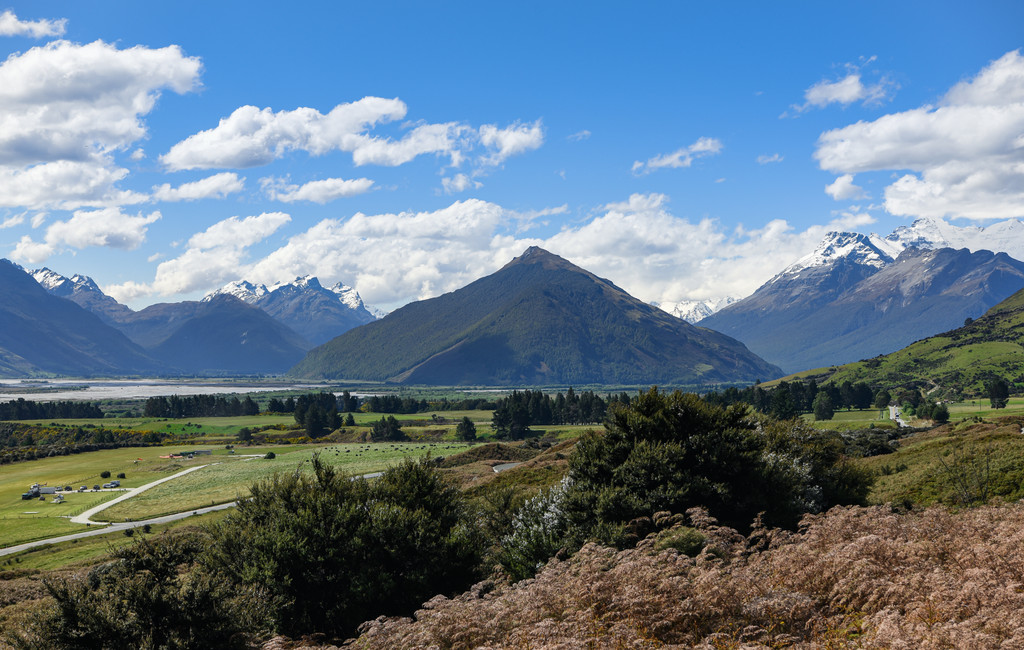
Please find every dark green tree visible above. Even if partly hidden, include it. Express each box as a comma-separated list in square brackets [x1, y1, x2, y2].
[769, 382, 797, 419]
[873, 389, 891, 409]
[987, 377, 1010, 409]
[344, 412, 356, 427]
[455, 416, 477, 441]
[371, 415, 407, 441]
[812, 392, 834, 421]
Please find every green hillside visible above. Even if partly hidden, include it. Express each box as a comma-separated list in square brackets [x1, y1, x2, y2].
[784, 288, 1024, 397]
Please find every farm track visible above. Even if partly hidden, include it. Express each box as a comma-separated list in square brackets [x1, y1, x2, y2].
[0, 465, 384, 558]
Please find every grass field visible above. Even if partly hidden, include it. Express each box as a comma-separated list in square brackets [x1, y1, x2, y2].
[802, 408, 896, 430]
[0, 441, 471, 548]
[97, 441, 471, 522]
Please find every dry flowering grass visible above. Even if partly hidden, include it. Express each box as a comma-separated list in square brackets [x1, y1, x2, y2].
[347, 503, 1024, 649]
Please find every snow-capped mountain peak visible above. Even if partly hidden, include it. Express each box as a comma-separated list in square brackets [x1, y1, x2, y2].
[206, 280, 269, 304]
[269, 275, 323, 293]
[657, 297, 738, 323]
[31, 267, 69, 292]
[887, 217, 1024, 259]
[783, 231, 903, 275]
[329, 282, 368, 311]
[30, 268, 104, 296]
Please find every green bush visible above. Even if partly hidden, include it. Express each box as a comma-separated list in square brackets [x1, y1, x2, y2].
[201, 455, 482, 639]
[99, 470, 111, 479]
[9, 531, 267, 649]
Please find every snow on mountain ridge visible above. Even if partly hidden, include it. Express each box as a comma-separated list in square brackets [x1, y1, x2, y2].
[657, 297, 738, 323]
[206, 276, 377, 316]
[782, 231, 902, 276]
[887, 217, 1024, 260]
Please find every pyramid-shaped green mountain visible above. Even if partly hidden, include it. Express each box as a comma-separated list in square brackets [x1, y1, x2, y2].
[289, 247, 782, 385]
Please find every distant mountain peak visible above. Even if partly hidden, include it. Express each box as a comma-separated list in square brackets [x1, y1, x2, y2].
[783, 231, 903, 275]
[657, 297, 739, 323]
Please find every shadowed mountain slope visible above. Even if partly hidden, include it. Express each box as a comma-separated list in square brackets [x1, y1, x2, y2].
[290, 247, 781, 385]
[0, 260, 164, 377]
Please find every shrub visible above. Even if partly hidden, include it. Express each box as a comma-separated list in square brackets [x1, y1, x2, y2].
[8, 531, 267, 649]
[201, 455, 482, 639]
[263, 451, 275, 459]
[99, 470, 111, 479]
[116, 473, 126, 479]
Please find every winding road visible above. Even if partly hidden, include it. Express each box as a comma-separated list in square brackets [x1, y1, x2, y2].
[0, 465, 386, 558]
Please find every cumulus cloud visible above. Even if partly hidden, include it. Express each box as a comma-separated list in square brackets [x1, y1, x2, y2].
[757, 153, 783, 164]
[136, 212, 292, 297]
[162, 100, 543, 176]
[0, 39, 201, 210]
[0, 10, 66, 38]
[815, 49, 1024, 220]
[441, 173, 482, 194]
[151, 172, 244, 202]
[261, 176, 374, 203]
[478, 120, 544, 166]
[11, 207, 161, 262]
[825, 173, 868, 200]
[161, 98, 461, 170]
[118, 194, 854, 311]
[632, 137, 723, 175]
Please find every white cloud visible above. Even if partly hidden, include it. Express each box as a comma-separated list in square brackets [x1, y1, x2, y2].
[632, 137, 723, 175]
[0, 39, 201, 210]
[30, 212, 46, 228]
[757, 153, 784, 165]
[130, 148, 146, 161]
[261, 176, 374, 203]
[137, 195, 843, 310]
[103, 280, 152, 304]
[151, 172, 245, 202]
[160, 98, 456, 170]
[478, 120, 544, 166]
[815, 49, 1024, 220]
[825, 173, 868, 200]
[142, 212, 291, 296]
[441, 173, 482, 194]
[568, 130, 591, 142]
[11, 207, 161, 262]
[788, 58, 895, 115]
[0, 214, 24, 229]
[0, 10, 66, 38]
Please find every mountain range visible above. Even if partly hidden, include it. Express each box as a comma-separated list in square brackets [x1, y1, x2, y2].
[0, 260, 162, 376]
[699, 231, 1024, 373]
[8, 267, 376, 376]
[290, 247, 782, 385]
[205, 277, 376, 345]
[662, 216, 1024, 323]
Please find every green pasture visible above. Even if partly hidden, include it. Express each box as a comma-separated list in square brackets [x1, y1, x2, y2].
[947, 397, 1024, 420]
[802, 408, 895, 430]
[0, 441, 471, 548]
[0, 510, 233, 574]
[0, 447, 237, 548]
[97, 442, 471, 522]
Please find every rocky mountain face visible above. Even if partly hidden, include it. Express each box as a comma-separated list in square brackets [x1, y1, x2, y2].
[700, 237, 1024, 373]
[290, 247, 782, 385]
[0, 260, 164, 377]
[30, 267, 134, 324]
[206, 276, 376, 345]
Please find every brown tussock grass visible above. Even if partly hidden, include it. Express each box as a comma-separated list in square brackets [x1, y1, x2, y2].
[348, 503, 1024, 649]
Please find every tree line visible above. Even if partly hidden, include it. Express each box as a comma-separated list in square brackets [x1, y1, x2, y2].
[143, 395, 260, 418]
[491, 388, 625, 439]
[0, 398, 103, 421]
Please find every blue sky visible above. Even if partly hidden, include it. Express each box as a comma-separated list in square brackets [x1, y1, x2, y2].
[1, 1, 1023, 311]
